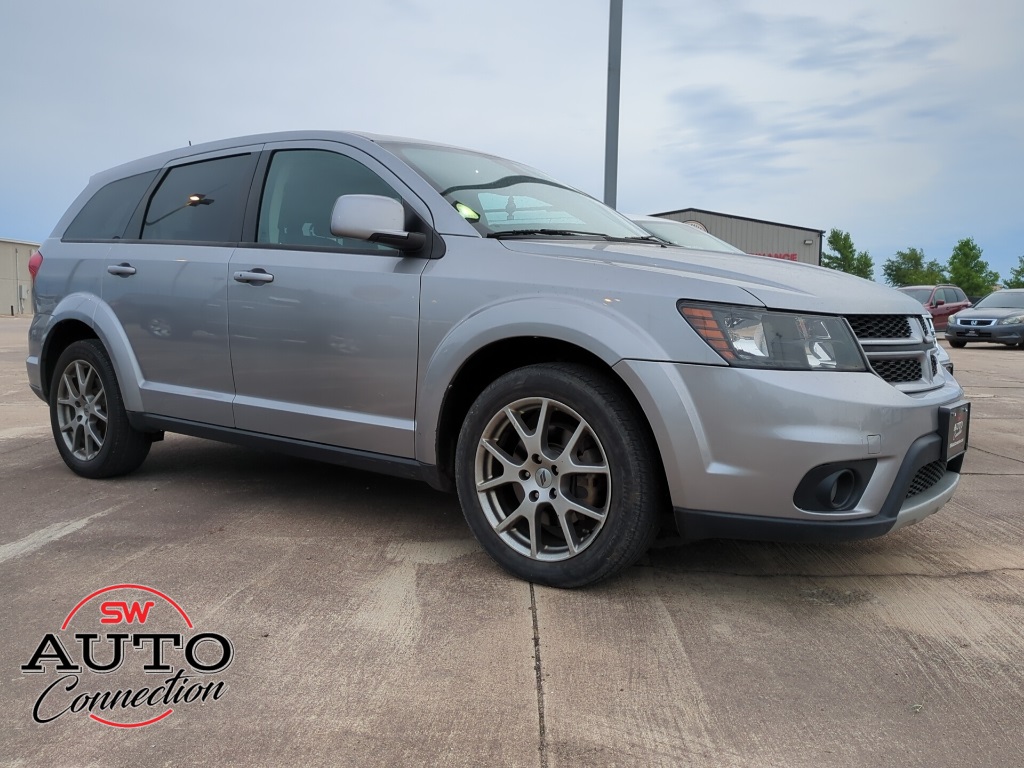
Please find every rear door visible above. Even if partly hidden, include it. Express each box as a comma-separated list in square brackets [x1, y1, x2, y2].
[227, 142, 428, 457]
[934, 287, 960, 329]
[103, 147, 261, 426]
[951, 287, 971, 312]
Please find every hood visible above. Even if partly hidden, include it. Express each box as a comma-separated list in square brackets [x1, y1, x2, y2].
[953, 305, 1024, 320]
[498, 240, 925, 316]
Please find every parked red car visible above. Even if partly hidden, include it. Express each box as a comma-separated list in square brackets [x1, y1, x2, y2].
[898, 285, 971, 330]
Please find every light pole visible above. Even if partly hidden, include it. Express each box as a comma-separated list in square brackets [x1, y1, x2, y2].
[604, 0, 623, 209]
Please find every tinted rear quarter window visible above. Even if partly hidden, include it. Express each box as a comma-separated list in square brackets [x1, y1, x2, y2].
[63, 170, 158, 240]
[141, 154, 255, 243]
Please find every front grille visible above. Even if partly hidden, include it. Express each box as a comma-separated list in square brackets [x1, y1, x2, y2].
[906, 460, 947, 498]
[847, 315, 912, 339]
[871, 358, 922, 383]
[845, 314, 941, 392]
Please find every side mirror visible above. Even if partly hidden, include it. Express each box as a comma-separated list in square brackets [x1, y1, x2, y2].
[934, 298, 945, 307]
[330, 194, 426, 252]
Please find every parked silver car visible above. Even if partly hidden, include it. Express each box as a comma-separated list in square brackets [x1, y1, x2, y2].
[945, 289, 1024, 348]
[27, 131, 970, 586]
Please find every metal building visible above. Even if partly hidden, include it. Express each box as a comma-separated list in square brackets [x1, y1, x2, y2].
[0, 238, 39, 316]
[651, 207, 823, 266]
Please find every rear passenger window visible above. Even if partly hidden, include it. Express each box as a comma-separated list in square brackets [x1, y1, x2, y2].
[257, 150, 401, 251]
[141, 154, 254, 243]
[63, 171, 157, 241]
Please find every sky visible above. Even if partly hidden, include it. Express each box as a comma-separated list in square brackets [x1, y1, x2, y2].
[2, 0, 1022, 283]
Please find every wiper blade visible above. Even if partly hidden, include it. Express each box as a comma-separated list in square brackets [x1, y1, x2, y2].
[487, 229, 663, 243]
[487, 229, 609, 239]
[615, 235, 664, 243]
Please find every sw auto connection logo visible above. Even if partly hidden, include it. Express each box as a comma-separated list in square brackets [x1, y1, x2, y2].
[21, 584, 233, 728]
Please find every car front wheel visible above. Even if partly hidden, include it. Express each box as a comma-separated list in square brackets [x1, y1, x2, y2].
[455, 363, 662, 587]
[49, 339, 152, 479]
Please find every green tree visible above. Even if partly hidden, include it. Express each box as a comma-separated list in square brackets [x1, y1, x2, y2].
[821, 228, 873, 280]
[1004, 255, 1024, 289]
[881, 247, 947, 286]
[947, 237, 999, 297]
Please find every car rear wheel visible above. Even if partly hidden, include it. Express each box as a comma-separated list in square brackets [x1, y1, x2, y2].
[50, 340, 152, 479]
[455, 363, 662, 587]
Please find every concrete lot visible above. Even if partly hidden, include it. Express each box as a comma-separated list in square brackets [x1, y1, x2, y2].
[1, 314, 1022, 767]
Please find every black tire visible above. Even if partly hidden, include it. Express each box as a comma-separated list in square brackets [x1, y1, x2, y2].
[949, 340, 967, 348]
[455, 363, 663, 588]
[49, 339, 152, 479]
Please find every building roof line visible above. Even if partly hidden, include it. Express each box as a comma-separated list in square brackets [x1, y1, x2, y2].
[650, 207, 824, 235]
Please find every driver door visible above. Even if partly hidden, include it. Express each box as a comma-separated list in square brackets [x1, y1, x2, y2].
[227, 143, 427, 457]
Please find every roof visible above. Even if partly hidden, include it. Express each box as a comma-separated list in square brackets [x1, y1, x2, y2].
[84, 130, 515, 191]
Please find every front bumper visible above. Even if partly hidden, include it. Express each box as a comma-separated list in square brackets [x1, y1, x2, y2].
[674, 438, 962, 543]
[613, 359, 966, 541]
[946, 324, 1024, 345]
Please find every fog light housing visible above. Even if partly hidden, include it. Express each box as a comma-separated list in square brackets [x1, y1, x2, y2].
[794, 460, 876, 513]
[819, 469, 855, 509]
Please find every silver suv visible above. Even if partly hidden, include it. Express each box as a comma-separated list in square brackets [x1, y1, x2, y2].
[27, 131, 970, 587]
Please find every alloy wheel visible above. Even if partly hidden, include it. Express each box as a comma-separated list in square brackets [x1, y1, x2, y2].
[56, 359, 108, 461]
[474, 396, 611, 561]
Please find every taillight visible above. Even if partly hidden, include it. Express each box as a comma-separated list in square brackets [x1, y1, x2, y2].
[28, 250, 43, 282]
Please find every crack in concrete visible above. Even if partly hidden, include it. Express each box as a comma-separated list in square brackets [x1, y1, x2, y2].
[967, 446, 1024, 465]
[641, 565, 1024, 580]
[529, 583, 548, 768]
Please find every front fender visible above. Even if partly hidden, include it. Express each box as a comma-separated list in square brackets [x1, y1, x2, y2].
[414, 295, 719, 464]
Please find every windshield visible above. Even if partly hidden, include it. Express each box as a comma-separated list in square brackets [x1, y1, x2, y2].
[974, 291, 1024, 309]
[898, 288, 933, 303]
[630, 217, 745, 254]
[381, 141, 651, 240]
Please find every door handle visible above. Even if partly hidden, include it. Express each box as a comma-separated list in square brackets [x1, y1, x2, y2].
[233, 269, 274, 285]
[107, 263, 136, 277]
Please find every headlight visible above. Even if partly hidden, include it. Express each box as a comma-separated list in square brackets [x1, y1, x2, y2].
[998, 314, 1024, 325]
[947, 314, 959, 326]
[678, 302, 868, 371]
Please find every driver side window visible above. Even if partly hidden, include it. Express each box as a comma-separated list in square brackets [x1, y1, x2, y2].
[257, 150, 401, 251]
